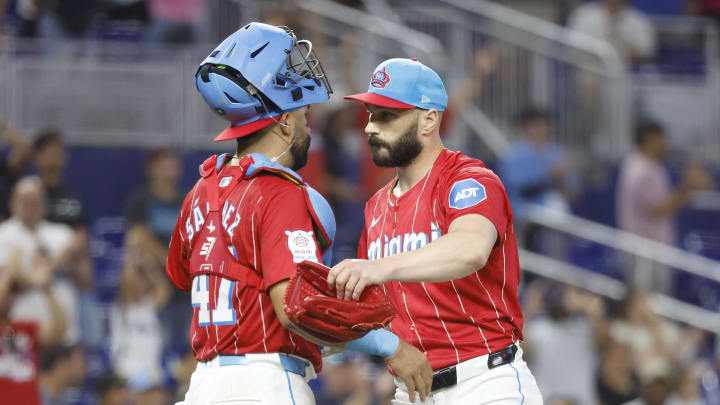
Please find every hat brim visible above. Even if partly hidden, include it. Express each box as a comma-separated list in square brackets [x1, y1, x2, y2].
[343, 93, 415, 109]
[214, 115, 281, 142]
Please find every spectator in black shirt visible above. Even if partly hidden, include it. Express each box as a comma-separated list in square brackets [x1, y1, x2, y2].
[124, 148, 182, 254]
[32, 130, 85, 228]
[32, 129, 100, 345]
[596, 339, 640, 405]
[0, 122, 32, 221]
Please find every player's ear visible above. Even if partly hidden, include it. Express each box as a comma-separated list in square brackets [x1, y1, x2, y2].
[419, 108, 439, 136]
[279, 112, 293, 137]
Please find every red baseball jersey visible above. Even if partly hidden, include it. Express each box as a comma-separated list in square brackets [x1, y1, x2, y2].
[166, 156, 324, 372]
[358, 149, 524, 370]
[0, 321, 41, 405]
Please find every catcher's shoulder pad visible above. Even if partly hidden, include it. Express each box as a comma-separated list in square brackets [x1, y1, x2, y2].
[242, 153, 304, 185]
[241, 153, 335, 262]
[198, 153, 234, 178]
[197, 153, 335, 263]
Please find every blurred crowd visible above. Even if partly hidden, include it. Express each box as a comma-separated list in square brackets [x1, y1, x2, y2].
[0, 0, 718, 49]
[0, 1, 719, 405]
[522, 282, 715, 405]
[0, 126, 190, 405]
[0, 0, 207, 43]
[0, 109, 717, 405]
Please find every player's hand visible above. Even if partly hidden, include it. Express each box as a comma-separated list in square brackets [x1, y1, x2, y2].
[327, 258, 389, 301]
[384, 339, 433, 403]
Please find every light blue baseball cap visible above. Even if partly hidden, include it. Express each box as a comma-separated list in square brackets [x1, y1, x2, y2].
[345, 58, 448, 111]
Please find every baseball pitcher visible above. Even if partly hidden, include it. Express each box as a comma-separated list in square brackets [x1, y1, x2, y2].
[331, 58, 544, 404]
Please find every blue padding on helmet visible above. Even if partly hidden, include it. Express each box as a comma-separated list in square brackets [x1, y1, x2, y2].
[306, 185, 336, 265]
[195, 22, 331, 130]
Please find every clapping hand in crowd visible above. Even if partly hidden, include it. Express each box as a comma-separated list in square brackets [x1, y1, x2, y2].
[681, 163, 714, 192]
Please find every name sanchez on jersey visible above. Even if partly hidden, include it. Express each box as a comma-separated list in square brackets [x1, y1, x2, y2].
[184, 197, 240, 243]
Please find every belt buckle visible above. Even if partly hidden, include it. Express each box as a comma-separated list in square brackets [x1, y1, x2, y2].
[431, 365, 457, 391]
[487, 344, 518, 370]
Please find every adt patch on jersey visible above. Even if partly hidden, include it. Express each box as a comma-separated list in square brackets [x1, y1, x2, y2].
[449, 179, 486, 209]
[285, 230, 318, 263]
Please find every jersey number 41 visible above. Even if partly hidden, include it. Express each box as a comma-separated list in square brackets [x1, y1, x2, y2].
[191, 275, 236, 327]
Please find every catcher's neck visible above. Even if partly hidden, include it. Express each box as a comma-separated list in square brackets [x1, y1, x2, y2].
[394, 142, 444, 197]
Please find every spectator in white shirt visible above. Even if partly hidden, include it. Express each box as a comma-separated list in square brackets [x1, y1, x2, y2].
[524, 281, 609, 405]
[110, 247, 169, 398]
[0, 177, 86, 344]
[568, 0, 657, 64]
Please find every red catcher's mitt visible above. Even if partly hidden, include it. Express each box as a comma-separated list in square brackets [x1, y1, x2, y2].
[283, 260, 395, 343]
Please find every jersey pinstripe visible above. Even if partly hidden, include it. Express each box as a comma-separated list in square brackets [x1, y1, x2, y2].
[166, 160, 323, 372]
[358, 149, 524, 370]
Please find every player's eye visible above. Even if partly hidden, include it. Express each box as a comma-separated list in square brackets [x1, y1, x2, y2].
[368, 110, 395, 123]
[379, 112, 394, 121]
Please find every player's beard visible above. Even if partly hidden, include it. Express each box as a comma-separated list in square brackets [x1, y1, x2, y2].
[368, 121, 422, 168]
[290, 132, 311, 171]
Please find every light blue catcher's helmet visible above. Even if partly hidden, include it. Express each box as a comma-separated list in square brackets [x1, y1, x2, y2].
[195, 23, 333, 141]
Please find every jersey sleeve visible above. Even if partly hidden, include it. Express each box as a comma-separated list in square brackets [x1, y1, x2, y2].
[166, 196, 192, 292]
[439, 167, 510, 238]
[257, 184, 323, 291]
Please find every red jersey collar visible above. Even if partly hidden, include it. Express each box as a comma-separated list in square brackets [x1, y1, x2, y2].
[386, 148, 451, 207]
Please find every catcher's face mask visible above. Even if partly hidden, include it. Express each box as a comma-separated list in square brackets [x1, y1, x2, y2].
[274, 26, 333, 95]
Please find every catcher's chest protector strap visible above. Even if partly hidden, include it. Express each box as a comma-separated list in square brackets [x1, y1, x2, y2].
[242, 153, 336, 265]
[188, 154, 263, 290]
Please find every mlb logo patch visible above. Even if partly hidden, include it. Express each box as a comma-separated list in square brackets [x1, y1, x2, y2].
[449, 179, 486, 209]
[219, 177, 232, 188]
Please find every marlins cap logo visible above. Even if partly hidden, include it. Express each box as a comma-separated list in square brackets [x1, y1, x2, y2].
[370, 66, 391, 88]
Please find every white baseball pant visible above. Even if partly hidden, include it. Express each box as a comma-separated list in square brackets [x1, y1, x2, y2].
[176, 353, 317, 405]
[392, 344, 543, 405]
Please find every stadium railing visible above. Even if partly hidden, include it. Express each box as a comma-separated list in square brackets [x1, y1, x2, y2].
[519, 249, 720, 334]
[634, 16, 720, 164]
[388, 0, 632, 160]
[523, 204, 720, 334]
[0, 0, 454, 150]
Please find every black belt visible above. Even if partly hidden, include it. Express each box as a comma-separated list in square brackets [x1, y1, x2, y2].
[430, 344, 518, 392]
